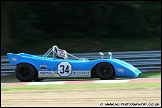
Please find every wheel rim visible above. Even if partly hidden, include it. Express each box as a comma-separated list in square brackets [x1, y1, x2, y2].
[19, 67, 30, 77]
[99, 65, 109, 76]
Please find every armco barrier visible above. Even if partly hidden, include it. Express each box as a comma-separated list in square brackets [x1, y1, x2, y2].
[1, 50, 161, 76]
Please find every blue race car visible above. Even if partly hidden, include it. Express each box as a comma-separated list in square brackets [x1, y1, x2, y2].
[7, 45, 142, 82]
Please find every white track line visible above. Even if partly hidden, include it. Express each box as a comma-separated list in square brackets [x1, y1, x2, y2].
[27, 81, 66, 85]
[93, 80, 130, 83]
[4, 78, 160, 86]
[27, 80, 130, 85]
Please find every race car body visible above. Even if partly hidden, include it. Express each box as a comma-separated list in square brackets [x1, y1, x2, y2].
[7, 45, 142, 82]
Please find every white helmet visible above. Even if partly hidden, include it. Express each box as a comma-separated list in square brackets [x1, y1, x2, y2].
[56, 49, 68, 59]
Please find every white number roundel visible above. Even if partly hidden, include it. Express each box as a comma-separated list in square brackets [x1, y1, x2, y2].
[58, 62, 72, 76]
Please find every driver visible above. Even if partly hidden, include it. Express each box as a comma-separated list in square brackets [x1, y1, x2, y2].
[56, 49, 68, 59]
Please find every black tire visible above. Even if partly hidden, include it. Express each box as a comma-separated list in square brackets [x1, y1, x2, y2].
[96, 63, 114, 80]
[15, 63, 36, 82]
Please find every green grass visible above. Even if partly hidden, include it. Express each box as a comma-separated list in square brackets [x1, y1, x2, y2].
[139, 72, 161, 78]
[1, 72, 161, 91]
[1, 82, 161, 91]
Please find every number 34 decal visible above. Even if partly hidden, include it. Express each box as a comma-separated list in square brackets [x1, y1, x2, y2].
[58, 62, 72, 76]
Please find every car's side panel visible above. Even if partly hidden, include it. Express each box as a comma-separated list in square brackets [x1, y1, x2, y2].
[7, 53, 141, 79]
[73, 59, 141, 78]
[8, 53, 53, 70]
[100, 59, 141, 77]
[52, 60, 91, 78]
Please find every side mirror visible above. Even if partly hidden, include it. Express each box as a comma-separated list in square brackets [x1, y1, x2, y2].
[108, 52, 112, 59]
[99, 52, 104, 59]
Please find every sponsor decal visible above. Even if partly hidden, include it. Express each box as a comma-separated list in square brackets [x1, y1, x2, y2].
[12, 58, 17, 62]
[40, 65, 47, 69]
[39, 71, 53, 74]
[118, 68, 124, 73]
[73, 71, 90, 75]
[70, 71, 91, 77]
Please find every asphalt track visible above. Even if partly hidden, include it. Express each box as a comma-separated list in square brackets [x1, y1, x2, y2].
[1, 78, 161, 86]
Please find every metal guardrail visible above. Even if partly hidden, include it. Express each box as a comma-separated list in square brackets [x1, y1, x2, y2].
[1, 50, 161, 76]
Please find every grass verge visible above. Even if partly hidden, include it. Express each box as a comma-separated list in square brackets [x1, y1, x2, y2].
[1, 82, 161, 91]
[138, 72, 161, 78]
[1, 72, 161, 91]
[1, 72, 161, 83]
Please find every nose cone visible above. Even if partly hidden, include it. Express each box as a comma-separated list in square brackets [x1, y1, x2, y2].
[133, 69, 142, 77]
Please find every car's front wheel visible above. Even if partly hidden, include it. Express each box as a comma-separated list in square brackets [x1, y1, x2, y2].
[15, 63, 36, 82]
[96, 63, 114, 80]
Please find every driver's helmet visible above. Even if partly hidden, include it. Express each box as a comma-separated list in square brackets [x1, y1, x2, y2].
[56, 49, 68, 59]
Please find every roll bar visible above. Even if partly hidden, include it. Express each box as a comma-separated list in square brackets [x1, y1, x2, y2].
[43, 45, 59, 58]
[43, 45, 82, 60]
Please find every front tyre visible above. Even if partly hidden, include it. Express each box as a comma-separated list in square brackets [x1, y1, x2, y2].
[15, 63, 36, 82]
[96, 63, 114, 80]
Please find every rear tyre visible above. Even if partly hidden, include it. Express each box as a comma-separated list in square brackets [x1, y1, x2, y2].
[15, 63, 36, 82]
[96, 63, 114, 80]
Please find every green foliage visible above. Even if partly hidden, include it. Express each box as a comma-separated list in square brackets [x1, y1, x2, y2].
[9, 1, 43, 47]
[1, 1, 161, 54]
[138, 72, 161, 78]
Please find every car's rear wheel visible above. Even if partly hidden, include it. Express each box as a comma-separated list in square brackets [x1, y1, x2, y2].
[96, 63, 114, 80]
[15, 63, 36, 82]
